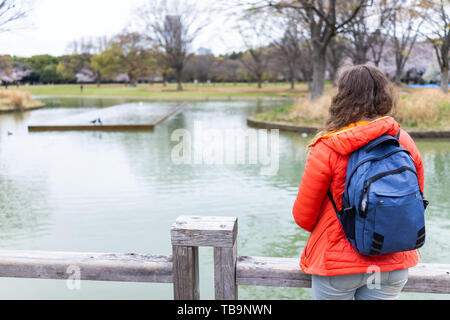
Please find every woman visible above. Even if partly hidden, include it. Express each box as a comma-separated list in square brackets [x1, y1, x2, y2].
[293, 64, 424, 300]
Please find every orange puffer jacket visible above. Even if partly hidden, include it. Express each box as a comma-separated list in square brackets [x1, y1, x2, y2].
[293, 116, 424, 276]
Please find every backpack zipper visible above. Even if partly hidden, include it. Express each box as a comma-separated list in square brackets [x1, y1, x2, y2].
[345, 149, 411, 199]
[365, 166, 417, 185]
[359, 166, 418, 217]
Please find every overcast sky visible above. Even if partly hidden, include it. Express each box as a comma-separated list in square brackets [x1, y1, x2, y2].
[0, 0, 244, 57]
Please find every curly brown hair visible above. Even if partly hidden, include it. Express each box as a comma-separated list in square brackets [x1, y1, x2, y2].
[324, 64, 397, 132]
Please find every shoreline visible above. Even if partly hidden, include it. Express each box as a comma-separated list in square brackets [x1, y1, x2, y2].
[32, 94, 297, 101]
[0, 103, 46, 114]
[247, 116, 450, 139]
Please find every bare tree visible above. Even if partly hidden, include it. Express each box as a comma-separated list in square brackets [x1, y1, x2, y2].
[420, 0, 449, 93]
[327, 36, 348, 84]
[343, 8, 371, 64]
[0, 0, 28, 81]
[237, 12, 274, 89]
[237, 16, 273, 89]
[259, 0, 370, 99]
[136, 0, 209, 91]
[213, 57, 243, 84]
[0, 0, 28, 33]
[183, 54, 217, 82]
[370, 29, 389, 67]
[240, 47, 272, 88]
[272, 12, 303, 89]
[298, 40, 314, 90]
[388, 0, 426, 85]
[367, 0, 395, 67]
[343, 2, 394, 66]
[66, 37, 109, 56]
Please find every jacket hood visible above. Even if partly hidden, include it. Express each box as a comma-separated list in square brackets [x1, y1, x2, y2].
[312, 116, 401, 156]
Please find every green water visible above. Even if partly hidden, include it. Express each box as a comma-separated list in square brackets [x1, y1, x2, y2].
[0, 97, 448, 300]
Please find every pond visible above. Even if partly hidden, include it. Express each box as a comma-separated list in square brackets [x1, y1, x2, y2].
[0, 97, 448, 300]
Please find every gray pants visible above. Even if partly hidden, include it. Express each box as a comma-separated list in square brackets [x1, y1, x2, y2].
[311, 269, 408, 300]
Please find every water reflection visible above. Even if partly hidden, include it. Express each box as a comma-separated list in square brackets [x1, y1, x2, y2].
[0, 97, 447, 300]
[0, 177, 50, 246]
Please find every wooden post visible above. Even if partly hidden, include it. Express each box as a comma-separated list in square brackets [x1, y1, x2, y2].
[171, 216, 238, 300]
[214, 240, 237, 299]
[172, 245, 199, 300]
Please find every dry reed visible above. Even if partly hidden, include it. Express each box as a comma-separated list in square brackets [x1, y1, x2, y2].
[283, 87, 449, 129]
[0, 90, 38, 109]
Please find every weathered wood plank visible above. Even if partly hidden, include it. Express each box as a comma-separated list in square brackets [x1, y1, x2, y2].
[28, 103, 185, 132]
[171, 216, 238, 248]
[28, 125, 155, 131]
[172, 246, 199, 300]
[237, 256, 311, 288]
[0, 250, 173, 283]
[152, 104, 185, 126]
[403, 263, 450, 294]
[236, 256, 450, 294]
[214, 241, 238, 300]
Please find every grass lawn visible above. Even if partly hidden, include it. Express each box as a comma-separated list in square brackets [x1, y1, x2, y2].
[253, 87, 450, 131]
[12, 82, 312, 99]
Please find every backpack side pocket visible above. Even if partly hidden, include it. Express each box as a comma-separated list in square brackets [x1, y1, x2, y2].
[338, 207, 356, 240]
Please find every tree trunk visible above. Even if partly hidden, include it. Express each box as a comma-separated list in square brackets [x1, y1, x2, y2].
[176, 69, 183, 91]
[310, 51, 326, 100]
[354, 47, 368, 65]
[441, 66, 449, 94]
[329, 68, 337, 87]
[162, 72, 167, 87]
[128, 75, 134, 87]
[257, 76, 262, 89]
[290, 69, 295, 89]
[394, 68, 402, 86]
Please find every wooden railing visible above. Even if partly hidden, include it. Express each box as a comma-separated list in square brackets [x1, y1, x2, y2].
[0, 215, 448, 299]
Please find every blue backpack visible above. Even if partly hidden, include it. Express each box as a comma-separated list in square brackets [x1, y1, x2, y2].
[328, 131, 428, 256]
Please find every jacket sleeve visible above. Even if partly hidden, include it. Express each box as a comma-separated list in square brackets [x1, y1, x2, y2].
[399, 129, 425, 192]
[293, 142, 333, 232]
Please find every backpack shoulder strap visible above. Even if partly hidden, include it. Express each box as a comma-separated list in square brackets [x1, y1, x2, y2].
[327, 190, 341, 215]
[365, 135, 400, 152]
[364, 130, 402, 152]
[328, 190, 355, 217]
